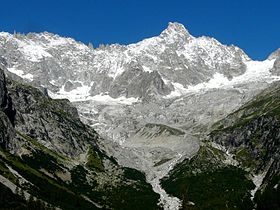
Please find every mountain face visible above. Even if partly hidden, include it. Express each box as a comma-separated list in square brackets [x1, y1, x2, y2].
[0, 22, 280, 210]
[0, 65, 160, 210]
[0, 22, 249, 100]
[161, 81, 280, 210]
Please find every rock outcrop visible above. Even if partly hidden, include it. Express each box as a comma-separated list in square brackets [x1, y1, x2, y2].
[0, 62, 15, 150]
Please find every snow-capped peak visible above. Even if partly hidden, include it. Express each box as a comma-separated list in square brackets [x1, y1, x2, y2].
[0, 22, 270, 102]
[160, 22, 193, 42]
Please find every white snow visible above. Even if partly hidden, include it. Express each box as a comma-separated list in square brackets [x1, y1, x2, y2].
[7, 67, 34, 81]
[0, 32, 12, 40]
[19, 44, 52, 62]
[250, 172, 266, 200]
[49, 80, 56, 85]
[143, 66, 153, 73]
[164, 82, 189, 98]
[177, 36, 250, 68]
[233, 59, 278, 83]
[188, 73, 230, 91]
[15, 39, 52, 62]
[165, 59, 279, 99]
[89, 94, 138, 105]
[49, 83, 92, 102]
[49, 84, 138, 105]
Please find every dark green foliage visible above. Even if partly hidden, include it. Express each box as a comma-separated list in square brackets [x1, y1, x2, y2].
[161, 147, 254, 210]
[0, 182, 27, 210]
[86, 146, 104, 171]
[0, 159, 17, 183]
[69, 165, 161, 210]
[162, 166, 254, 210]
[0, 183, 51, 210]
[207, 83, 280, 209]
[123, 167, 146, 181]
[69, 165, 97, 193]
[255, 174, 280, 210]
[100, 182, 161, 210]
[21, 150, 64, 173]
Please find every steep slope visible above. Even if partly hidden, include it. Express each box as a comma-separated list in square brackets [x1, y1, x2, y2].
[0, 22, 249, 101]
[0, 65, 160, 210]
[1, 22, 280, 210]
[210, 82, 280, 210]
[161, 81, 280, 210]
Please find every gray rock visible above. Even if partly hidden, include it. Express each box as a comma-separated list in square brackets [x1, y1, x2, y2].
[64, 80, 82, 92]
[0, 66, 15, 150]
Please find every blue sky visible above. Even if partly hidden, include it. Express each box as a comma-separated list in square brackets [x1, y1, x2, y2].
[0, 0, 279, 60]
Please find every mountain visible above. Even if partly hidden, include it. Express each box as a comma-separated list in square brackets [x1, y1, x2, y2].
[0, 22, 249, 100]
[161, 81, 280, 210]
[0, 64, 160, 210]
[0, 22, 280, 210]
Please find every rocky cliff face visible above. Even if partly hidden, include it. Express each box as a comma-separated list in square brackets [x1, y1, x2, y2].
[6, 78, 98, 157]
[269, 48, 280, 75]
[0, 61, 15, 150]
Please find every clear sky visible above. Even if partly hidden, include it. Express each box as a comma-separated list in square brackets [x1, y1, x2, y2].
[0, 0, 279, 60]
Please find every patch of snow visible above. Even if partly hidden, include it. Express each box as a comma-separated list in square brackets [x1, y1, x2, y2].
[49, 80, 56, 85]
[89, 94, 138, 105]
[188, 73, 230, 91]
[16, 39, 52, 62]
[143, 66, 153, 73]
[49, 83, 92, 101]
[233, 59, 277, 83]
[165, 59, 279, 99]
[49, 86, 138, 105]
[7, 67, 34, 81]
[250, 172, 267, 200]
[22, 73, 34, 80]
[164, 82, 189, 98]
[0, 32, 12, 40]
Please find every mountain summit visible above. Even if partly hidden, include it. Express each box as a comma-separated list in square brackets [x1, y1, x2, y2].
[160, 22, 193, 42]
